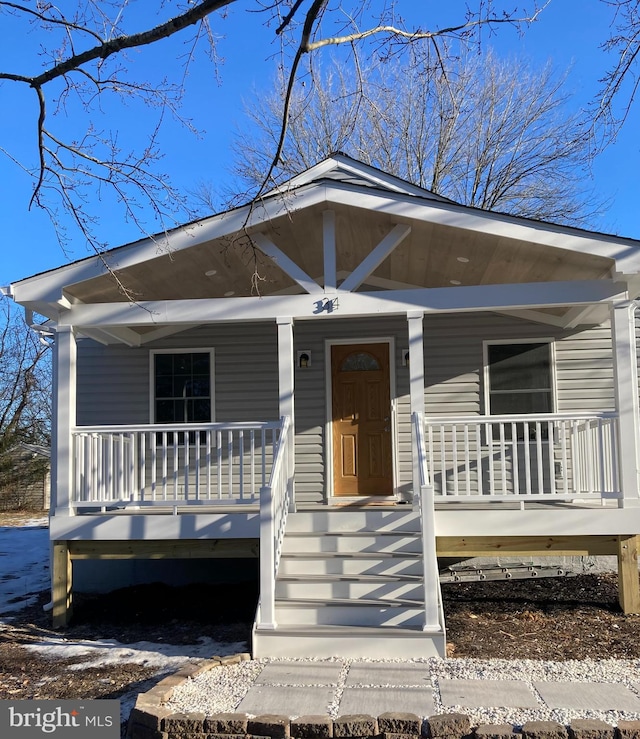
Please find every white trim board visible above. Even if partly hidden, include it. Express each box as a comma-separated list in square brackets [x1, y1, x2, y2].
[57, 280, 629, 330]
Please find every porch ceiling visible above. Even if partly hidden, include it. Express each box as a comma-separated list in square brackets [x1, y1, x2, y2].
[64, 202, 613, 305]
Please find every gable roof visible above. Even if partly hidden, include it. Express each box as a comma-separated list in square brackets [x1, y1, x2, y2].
[264, 152, 452, 202]
[9, 154, 640, 322]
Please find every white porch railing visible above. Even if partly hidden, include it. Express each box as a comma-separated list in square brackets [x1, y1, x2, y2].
[258, 415, 293, 630]
[412, 412, 442, 633]
[425, 413, 621, 502]
[71, 420, 284, 509]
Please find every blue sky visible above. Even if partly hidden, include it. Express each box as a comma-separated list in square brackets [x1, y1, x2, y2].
[1, 1, 639, 286]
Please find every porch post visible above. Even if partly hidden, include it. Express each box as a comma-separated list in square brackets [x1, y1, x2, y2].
[611, 301, 640, 507]
[407, 311, 425, 497]
[52, 324, 77, 515]
[277, 317, 295, 509]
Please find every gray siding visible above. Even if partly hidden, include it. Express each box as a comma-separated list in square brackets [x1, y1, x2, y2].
[424, 313, 615, 416]
[76, 341, 149, 425]
[75, 313, 616, 506]
[294, 317, 411, 503]
[76, 324, 279, 426]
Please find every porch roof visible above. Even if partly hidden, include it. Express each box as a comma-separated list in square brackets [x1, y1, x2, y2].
[10, 154, 640, 332]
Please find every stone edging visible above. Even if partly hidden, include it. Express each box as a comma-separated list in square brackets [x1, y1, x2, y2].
[126, 654, 640, 739]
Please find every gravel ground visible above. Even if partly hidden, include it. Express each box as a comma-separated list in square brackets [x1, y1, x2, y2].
[167, 656, 640, 728]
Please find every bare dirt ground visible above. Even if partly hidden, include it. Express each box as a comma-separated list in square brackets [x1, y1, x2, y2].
[2, 573, 640, 705]
[2, 511, 640, 709]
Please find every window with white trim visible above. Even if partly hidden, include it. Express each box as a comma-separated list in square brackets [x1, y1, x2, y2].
[151, 350, 214, 424]
[485, 341, 554, 416]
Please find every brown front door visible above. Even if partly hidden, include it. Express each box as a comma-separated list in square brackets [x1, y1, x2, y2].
[331, 342, 393, 496]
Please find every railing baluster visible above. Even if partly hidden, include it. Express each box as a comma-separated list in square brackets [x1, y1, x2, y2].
[150, 432, 157, 501]
[611, 418, 620, 494]
[239, 429, 245, 501]
[463, 424, 471, 496]
[206, 430, 212, 499]
[261, 428, 267, 491]
[195, 431, 201, 501]
[547, 421, 556, 496]
[451, 424, 459, 496]
[511, 422, 519, 497]
[439, 425, 446, 495]
[523, 422, 531, 495]
[228, 430, 234, 500]
[586, 421, 594, 494]
[139, 432, 146, 502]
[183, 431, 190, 501]
[534, 422, 543, 495]
[217, 430, 222, 499]
[427, 424, 435, 494]
[487, 421, 495, 497]
[250, 429, 256, 499]
[559, 421, 568, 495]
[498, 422, 507, 495]
[475, 423, 483, 497]
[597, 418, 606, 494]
[570, 420, 579, 493]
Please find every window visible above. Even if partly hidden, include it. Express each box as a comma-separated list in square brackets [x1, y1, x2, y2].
[151, 350, 214, 424]
[485, 341, 554, 416]
[340, 352, 380, 372]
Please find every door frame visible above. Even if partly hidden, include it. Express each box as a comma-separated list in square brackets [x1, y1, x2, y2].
[324, 337, 398, 502]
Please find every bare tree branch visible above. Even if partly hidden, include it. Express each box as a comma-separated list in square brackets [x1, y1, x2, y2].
[0, 0, 562, 292]
[31, 0, 235, 88]
[227, 49, 603, 228]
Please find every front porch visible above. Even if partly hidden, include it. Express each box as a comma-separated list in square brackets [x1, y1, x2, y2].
[48, 407, 640, 650]
[66, 412, 622, 513]
[45, 299, 640, 656]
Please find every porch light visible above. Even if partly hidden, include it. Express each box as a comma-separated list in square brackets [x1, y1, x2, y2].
[402, 348, 409, 366]
[297, 350, 312, 369]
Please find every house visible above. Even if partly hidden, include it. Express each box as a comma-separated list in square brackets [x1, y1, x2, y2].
[0, 443, 50, 511]
[7, 154, 640, 658]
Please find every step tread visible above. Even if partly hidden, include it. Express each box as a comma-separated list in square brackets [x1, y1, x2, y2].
[254, 623, 442, 636]
[280, 551, 421, 559]
[285, 531, 420, 537]
[275, 596, 423, 607]
[277, 573, 422, 583]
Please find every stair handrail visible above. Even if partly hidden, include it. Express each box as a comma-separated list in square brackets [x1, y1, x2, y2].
[413, 411, 441, 632]
[258, 415, 292, 630]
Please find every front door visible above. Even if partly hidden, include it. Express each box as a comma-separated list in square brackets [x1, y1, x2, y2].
[331, 342, 393, 496]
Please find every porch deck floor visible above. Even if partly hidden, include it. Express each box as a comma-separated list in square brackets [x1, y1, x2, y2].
[67, 498, 618, 516]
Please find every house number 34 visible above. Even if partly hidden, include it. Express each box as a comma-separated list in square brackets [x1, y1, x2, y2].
[313, 297, 339, 314]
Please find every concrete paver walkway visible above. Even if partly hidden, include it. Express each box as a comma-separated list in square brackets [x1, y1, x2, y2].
[235, 660, 640, 719]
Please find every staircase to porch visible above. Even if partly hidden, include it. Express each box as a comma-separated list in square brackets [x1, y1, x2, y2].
[252, 509, 446, 659]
